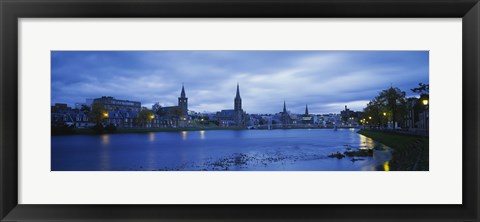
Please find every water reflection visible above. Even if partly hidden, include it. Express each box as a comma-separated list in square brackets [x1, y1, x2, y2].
[52, 128, 394, 171]
[181, 131, 188, 141]
[101, 134, 110, 145]
[100, 134, 110, 170]
[383, 161, 390, 171]
[359, 134, 374, 149]
[200, 130, 205, 140]
[149, 132, 155, 142]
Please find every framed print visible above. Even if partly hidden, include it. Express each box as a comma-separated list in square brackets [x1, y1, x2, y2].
[1, 0, 479, 221]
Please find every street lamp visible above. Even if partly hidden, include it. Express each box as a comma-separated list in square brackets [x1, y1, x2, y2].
[383, 112, 387, 129]
[422, 99, 429, 106]
[422, 98, 429, 132]
[103, 112, 108, 118]
[149, 115, 155, 128]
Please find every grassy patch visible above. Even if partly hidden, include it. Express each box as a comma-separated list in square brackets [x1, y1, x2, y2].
[357, 129, 429, 171]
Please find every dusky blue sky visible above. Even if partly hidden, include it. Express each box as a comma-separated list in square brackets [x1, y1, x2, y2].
[51, 51, 428, 114]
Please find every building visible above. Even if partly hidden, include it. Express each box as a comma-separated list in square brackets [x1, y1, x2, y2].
[280, 101, 292, 126]
[216, 83, 248, 127]
[178, 85, 188, 117]
[404, 98, 418, 128]
[340, 105, 363, 126]
[51, 103, 68, 113]
[93, 96, 141, 112]
[103, 110, 139, 128]
[158, 85, 189, 127]
[301, 104, 314, 124]
[51, 103, 91, 128]
[417, 95, 429, 131]
[75, 99, 94, 110]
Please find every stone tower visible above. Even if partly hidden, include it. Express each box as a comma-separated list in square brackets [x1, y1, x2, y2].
[234, 83, 245, 126]
[178, 84, 188, 116]
[281, 100, 291, 126]
[234, 83, 242, 111]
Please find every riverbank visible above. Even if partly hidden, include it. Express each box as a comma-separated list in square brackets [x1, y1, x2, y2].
[357, 129, 429, 171]
[52, 127, 247, 135]
[52, 126, 359, 135]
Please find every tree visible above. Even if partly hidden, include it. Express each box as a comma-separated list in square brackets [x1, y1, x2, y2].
[364, 87, 407, 129]
[89, 103, 107, 124]
[376, 87, 407, 129]
[411, 83, 429, 96]
[80, 104, 90, 113]
[138, 109, 154, 127]
[363, 98, 384, 127]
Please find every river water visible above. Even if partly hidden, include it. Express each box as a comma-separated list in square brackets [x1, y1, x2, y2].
[51, 128, 391, 171]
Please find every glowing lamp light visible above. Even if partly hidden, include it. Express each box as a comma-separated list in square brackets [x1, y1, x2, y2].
[368, 116, 372, 120]
[383, 112, 386, 116]
[383, 161, 390, 171]
[422, 99, 429, 106]
[150, 115, 155, 119]
[103, 113, 108, 118]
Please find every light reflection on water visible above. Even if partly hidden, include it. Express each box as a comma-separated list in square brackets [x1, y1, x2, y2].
[200, 130, 205, 140]
[100, 134, 110, 170]
[181, 131, 188, 141]
[147, 133, 156, 169]
[149, 132, 155, 142]
[52, 128, 393, 171]
[359, 134, 391, 171]
[101, 134, 110, 145]
[384, 161, 390, 171]
[359, 134, 375, 149]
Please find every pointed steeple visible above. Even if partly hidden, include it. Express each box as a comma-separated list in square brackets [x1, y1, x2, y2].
[283, 100, 287, 113]
[178, 83, 188, 117]
[180, 84, 186, 98]
[305, 104, 309, 115]
[235, 83, 241, 99]
[234, 83, 242, 111]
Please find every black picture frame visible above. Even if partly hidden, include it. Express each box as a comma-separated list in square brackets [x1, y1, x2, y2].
[1, 0, 479, 221]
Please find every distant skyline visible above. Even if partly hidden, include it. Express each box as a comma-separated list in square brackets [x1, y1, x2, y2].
[51, 51, 429, 114]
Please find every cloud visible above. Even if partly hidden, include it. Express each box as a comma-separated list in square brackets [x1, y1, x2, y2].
[51, 51, 429, 114]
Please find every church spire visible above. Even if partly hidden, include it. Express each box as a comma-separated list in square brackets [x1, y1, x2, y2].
[283, 100, 287, 113]
[180, 84, 186, 98]
[178, 83, 188, 117]
[305, 104, 309, 115]
[234, 83, 242, 111]
[235, 83, 241, 99]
